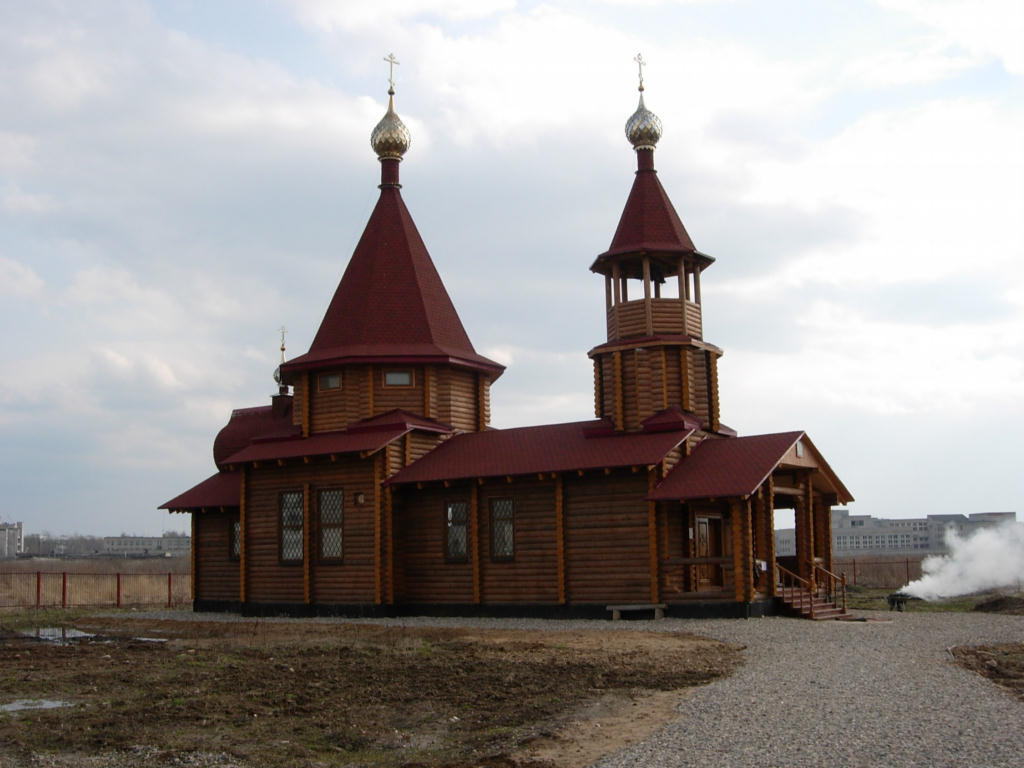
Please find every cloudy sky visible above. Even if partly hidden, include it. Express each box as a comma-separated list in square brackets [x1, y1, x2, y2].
[2, 0, 1021, 537]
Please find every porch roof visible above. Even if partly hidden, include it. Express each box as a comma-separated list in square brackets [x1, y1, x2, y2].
[649, 431, 853, 503]
[650, 431, 803, 501]
[160, 470, 240, 512]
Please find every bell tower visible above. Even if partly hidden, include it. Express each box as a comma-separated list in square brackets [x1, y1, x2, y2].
[588, 57, 724, 433]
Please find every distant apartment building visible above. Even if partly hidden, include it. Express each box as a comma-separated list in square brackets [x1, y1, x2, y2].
[103, 534, 190, 557]
[0, 521, 23, 558]
[775, 510, 1017, 557]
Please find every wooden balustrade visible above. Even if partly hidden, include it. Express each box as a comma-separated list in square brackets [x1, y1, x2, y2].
[607, 299, 702, 339]
[776, 563, 813, 617]
[814, 564, 847, 614]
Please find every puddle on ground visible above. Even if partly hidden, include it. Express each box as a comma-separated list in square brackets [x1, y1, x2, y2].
[15, 627, 169, 646]
[0, 699, 72, 713]
[20, 627, 95, 643]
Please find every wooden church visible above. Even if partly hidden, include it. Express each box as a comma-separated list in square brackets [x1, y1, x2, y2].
[162, 63, 853, 619]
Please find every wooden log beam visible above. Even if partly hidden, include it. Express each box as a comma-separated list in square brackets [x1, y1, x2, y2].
[470, 484, 481, 604]
[385, 485, 395, 604]
[303, 482, 311, 604]
[613, 351, 624, 430]
[555, 475, 566, 605]
[731, 498, 745, 604]
[766, 475, 776, 597]
[660, 347, 668, 409]
[374, 453, 382, 605]
[680, 348, 690, 413]
[648, 470, 660, 604]
[238, 468, 246, 604]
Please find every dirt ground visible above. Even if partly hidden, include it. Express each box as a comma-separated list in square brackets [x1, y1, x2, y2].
[0, 613, 741, 767]
[951, 642, 1024, 703]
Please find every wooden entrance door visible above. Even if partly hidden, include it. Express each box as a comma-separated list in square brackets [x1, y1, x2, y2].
[696, 516, 723, 590]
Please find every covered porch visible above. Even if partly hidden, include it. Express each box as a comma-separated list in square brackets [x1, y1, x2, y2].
[649, 431, 853, 617]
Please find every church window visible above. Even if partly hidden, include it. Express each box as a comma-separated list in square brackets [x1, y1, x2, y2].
[280, 491, 303, 563]
[318, 489, 343, 561]
[318, 373, 341, 390]
[490, 498, 514, 561]
[446, 501, 468, 561]
[230, 517, 241, 560]
[384, 370, 413, 387]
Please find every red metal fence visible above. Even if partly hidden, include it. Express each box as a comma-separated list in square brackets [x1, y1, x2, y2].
[833, 557, 925, 589]
[0, 571, 191, 609]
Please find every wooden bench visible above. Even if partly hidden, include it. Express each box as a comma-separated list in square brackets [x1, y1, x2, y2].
[606, 603, 667, 621]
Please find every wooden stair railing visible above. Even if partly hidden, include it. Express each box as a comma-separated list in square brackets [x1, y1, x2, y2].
[814, 564, 847, 615]
[775, 563, 848, 620]
[776, 563, 813, 617]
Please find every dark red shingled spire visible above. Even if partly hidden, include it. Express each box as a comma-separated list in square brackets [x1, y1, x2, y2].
[591, 147, 701, 273]
[282, 156, 503, 378]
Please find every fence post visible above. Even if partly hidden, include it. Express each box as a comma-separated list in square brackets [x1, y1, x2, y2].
[167, 572, 172, 608]
[61, 572, 67, 609]
[116, 573, 122, 608]
[36, 571, 41, 609]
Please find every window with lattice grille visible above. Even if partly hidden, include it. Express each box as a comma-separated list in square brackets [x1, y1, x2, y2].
[446, 501, 468, 561]
[230, 518, 241, 560]
[280, 491, 303, 563]
[319, 489, 343, 561]
[490, 497, 514, 561]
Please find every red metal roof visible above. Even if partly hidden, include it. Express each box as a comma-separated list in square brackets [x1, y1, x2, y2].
[346, 408, 453, 435]
[160, 470, 240, 512]
[649, 431, 803, 501]
[281, 170, 503, 379]
[213, 402, 300, 469]
[591, 149, 708, 272]
[223, 425, 407, 465]
[386, 419, 692, 485]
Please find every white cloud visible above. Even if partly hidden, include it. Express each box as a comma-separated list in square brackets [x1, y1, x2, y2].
[0, 256, 43, 296]
[840, 37, 979, 89]
[2, 185, 56, 213]
[875, 0, 1024, 75]
[286, 0, 515, 31]
[738, 98, 1024, 285]
[0, 131, 39, 169]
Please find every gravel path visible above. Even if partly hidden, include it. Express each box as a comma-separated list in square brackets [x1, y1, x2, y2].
[594, 612, 1024, 768]
[123, 609, 1024, 767]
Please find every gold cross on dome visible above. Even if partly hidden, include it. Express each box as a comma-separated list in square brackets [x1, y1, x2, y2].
[384, 52, 400, 91]
[634, 52, 646, 91]
[279, 325, 287, 363]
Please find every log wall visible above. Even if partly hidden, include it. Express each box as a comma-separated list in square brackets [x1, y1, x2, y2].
[243, 459, 378, 605]
[393, 484, 475, 604]
[193, 510, 239, 602]
[478, 479, 559, 604]
[563, 471, 651, 603]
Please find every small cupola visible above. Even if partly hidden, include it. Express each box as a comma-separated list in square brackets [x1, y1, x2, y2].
[371, 53, 411, 188]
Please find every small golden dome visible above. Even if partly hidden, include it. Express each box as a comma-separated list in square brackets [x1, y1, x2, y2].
[625, 91, 662, 151]
[370, 88, 411, 160]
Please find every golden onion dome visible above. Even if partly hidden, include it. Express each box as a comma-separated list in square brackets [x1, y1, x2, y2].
[370, 88, 411, 160]
[625, 90, 662, 151]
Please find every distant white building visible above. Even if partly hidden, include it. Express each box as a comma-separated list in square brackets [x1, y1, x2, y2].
[775, 510, 1016, 557]
[103, 533, 190, 557]
[0, 521, 23, 558]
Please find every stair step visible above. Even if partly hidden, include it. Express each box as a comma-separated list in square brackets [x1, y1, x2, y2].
[776, 586, 848, 620]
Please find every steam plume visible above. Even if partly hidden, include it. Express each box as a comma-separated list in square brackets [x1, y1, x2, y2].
[902, 521, 1024, 600]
